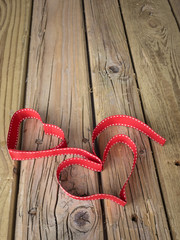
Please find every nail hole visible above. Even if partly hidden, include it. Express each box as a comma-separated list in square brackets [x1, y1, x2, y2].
[174, 161, 180, 166]
[131, 213, 138, 222]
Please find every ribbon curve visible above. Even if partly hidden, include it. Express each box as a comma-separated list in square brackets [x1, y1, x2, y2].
[7, 108, 166, 206]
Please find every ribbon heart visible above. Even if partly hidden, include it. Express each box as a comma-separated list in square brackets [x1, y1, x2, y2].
[7, 108, 166, 206]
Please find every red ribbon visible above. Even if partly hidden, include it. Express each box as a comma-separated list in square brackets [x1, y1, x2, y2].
[7, 108, 166, 206]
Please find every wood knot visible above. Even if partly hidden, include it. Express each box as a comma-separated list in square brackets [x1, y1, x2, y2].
[109, 65, 119, 73]
[35, 138, 43, 145]
[82, 138, 89, 143]
[69, 206, 96, 233]
[139, 149, 145, 155]
[13, 167, 19, 175]
[75, 211, 89, 227]
[148, 19, 158, 28]
[140, 4, 153, 17]
[60, 169, 68, 181]
[28, 208, 37, 216]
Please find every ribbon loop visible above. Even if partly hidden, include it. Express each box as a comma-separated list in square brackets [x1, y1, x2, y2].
[92, 115, 166, 157]
[7, 109, 165, 206]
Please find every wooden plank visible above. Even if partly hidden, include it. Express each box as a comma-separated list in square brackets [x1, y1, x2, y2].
[0, 1, 32, 239]
[84, 0, 171, 239]
[120, 0, 180, 238]
[15, 0, 103, 239]
[168, 0, 180, 27]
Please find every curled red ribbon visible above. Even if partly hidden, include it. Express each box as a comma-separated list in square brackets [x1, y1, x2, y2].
[7, 109, 166, 206]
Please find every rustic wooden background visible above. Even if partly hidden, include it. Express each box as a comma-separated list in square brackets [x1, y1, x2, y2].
[0, 0, 180, 239]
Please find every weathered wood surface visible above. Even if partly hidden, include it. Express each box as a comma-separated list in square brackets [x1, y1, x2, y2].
[120, 0, 180, 238]
[15, 0, 103, 239]
[0, 0, 32, 239]
[0, 0, 177, 239]
[84, 0, 171, 239]
[168, 0, 180, 27]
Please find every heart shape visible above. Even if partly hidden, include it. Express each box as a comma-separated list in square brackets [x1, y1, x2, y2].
[7, 108, 166, 206]
[7, 108, 67, 151]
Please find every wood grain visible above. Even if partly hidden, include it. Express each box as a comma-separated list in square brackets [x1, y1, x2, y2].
[0, 0, 32, 239]
[84, 0, 171, 239]
[168, 0, 180, 27]
[120, 0, 180, 238]
[15, 0, 103, 239]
